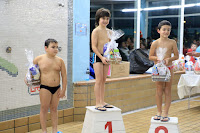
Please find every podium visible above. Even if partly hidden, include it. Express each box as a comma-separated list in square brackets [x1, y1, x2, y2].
[148, 117, 180, 133]
[82, 106, 125, 133]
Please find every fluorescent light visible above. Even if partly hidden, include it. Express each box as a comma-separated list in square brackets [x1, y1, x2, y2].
[184, 4, 196, 7]
[122, 9, 137, 12]
[168, 5, 181, 9]
[143, 6, 168, 11]
[122, 3, 200, 12]
[196, 3, 200, 6]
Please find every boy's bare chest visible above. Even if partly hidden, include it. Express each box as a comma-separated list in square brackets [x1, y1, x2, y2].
[98, 32, 110, 46]
[39, 59, 61, 72]
[156, 43, 173, 56]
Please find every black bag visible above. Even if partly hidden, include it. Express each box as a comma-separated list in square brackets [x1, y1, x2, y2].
[129, 49, 154, 74]
[119, 48, 128, 61]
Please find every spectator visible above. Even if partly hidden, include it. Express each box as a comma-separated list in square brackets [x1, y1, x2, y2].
[129, 42, 134, 54]
[187, 43, 197, 63]
[119, 41, 129, 61]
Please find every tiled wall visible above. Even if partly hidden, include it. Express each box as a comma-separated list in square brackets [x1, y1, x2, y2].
[0, 108, 74, 133]
[0, 0, 69, 120]
[73, 72, 184, 121]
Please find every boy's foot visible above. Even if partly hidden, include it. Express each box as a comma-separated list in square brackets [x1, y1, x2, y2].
[95, 107, 106, 111]
[103, 103, 114, 108]
[161, 117, 170, 122]
[153, 115, 161, 120]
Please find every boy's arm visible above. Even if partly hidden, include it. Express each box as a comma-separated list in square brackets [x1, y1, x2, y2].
[91, 29, 109, 64]
[91, 29, 105, 61]
[60, 58, 67, 92]
[149, 41, 158, 62]
[187, 52, 200, 57]
[33, 56, 40, 65]
[168, 40, 179, 62]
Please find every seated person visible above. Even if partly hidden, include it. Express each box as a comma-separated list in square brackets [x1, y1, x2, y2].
[128, 42, 134, 54]
[183, 45, 188, 56]
[126, 36, 133, 48]
[187, 43, 197, 63]
[188, 43, 197, 52]
[119, 41, 129, 61]
[187, 44, 200, 57]
[146, 37, 153, 49]
[140, 42, 149, 55]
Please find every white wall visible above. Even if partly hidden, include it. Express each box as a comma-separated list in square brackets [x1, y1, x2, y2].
[0, 0, 68, 111]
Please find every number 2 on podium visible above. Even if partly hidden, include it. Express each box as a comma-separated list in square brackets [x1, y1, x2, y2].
[105, 121, 112, 133]
[155, 126, 168, 133]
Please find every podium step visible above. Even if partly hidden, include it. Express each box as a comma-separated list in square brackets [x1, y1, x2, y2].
[82, 106, 126, 133]
[148, 117, 180, 133]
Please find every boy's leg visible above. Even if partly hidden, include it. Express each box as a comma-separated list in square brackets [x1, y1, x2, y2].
[50, 88, 60, 133]
[101, 64, 109, 105]
[39, 89, 52, 133]
[155, 81, 164, 119]
[93, 63, 105, 110]
[163, 70, 174, 120]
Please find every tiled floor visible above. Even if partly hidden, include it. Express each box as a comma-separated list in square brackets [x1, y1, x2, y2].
[30, 97, 200, 133]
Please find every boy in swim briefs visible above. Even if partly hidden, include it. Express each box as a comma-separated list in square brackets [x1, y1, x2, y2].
[91, 8, 114, 111]
[25, 38, 67, 133]
[149, 20, 179, 122]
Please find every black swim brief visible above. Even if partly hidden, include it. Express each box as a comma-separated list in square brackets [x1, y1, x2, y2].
[93, 53, 103, 63]
[40, 84, 60, 94]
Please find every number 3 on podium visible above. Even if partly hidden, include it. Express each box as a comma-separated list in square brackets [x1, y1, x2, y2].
[105, 121, 112, 133]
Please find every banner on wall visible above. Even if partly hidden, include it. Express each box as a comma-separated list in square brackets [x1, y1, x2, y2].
[28, 85, 40, 95]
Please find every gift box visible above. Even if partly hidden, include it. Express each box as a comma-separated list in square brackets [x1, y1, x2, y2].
[107, 61, 130, 78]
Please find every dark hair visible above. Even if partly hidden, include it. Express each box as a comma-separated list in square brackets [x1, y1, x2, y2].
[95, 8, 111, 27]
[44, 38, 58, 47]
[125, 36, 133, 43]
[158, 20, 172, 30]
[191, 43, 197, 47]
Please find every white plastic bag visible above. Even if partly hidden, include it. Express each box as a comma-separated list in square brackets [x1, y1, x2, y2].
[185, 55, 194, 73]
[103, 29, 124, 63]
[25, 49, 40, 85]
[173, 54, 185, 72]
[152, 47, 171, 82]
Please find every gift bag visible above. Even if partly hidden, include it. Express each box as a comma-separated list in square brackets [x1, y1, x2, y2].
[25, 49, 40, 86]
[103, 29, 124, 64]
[152, 47, 171, 82]
[185, 55, 194, 74]
[194, 57, 200, 74]
[173, 54, 185, 72]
